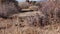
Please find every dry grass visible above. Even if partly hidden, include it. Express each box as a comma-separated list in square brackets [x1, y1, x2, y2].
[0, 0, 60, 34]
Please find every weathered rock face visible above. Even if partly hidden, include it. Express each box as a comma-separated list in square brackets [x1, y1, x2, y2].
[0, 0, 19, 18]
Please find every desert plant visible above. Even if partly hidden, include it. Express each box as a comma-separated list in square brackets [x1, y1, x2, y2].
[0, 0, 19, 18]
[40, 0, 60, 24]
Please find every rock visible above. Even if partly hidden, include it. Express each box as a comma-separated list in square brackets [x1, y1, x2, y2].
[28, 6, 39, 11]
[18, 2, 30, 9]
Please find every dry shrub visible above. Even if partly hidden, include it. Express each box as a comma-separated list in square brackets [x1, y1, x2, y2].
[11, 11, 48, 27]
[0, 0, 19, 18]
[40, 0, 60, 24]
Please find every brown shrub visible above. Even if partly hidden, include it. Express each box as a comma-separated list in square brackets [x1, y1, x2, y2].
[0, 0, 19, 18]
[40, 0, 60, 24]
[11, 11, 48, 27]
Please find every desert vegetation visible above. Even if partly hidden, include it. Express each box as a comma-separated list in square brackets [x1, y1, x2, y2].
[0, 0, 20, 18]
[0, 0, 60, 34]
